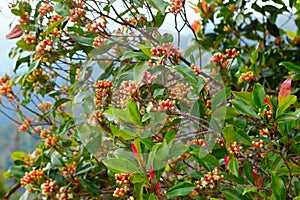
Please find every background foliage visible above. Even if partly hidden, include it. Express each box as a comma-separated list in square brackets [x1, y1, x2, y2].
[1, 0, 300, 199]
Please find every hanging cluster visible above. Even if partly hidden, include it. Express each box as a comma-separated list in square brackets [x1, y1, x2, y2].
[38, 4, 53, 15]
[94, 79, 113, 109]
[194, 168, 224, 190]
[169, 0, 185, 13]
[151, 43, 182, 65]
[211, 48, 240, 69]
[113, 173, 133, 198]
[41, 179, 59, 196]
[190, 64, 201, 76]
[238, 71, 254, 83]
[0, 75, 13, 99]
[228, 142, 243, 155]
[113, 80, 140, 108]
[21, 169, 44, 187]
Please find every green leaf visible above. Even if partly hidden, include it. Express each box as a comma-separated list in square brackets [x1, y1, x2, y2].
[166, 182, 196, 198]
[275, 113, 298, 123]
[6, 166, 28, 179]
[252, 83, 266, 109]
[147, 142, 169, 170]
[133, 62, 148, 83]
[212, 87, 231, 111]
[221, 188, 244, 200]
[276, 162, 300, 176]
[137, 44, 152, 57]
[120, 51, 149, 60]
[243, 161, 255, 184]
[231, 99, 260, 119]
[127, 100, 143, 126]
[236, 129, 252, 146]
[70, 34, 94, 46]
[50, 151, 65, 167]
[222, 125, 236, 148]
[54, 2, 70, 16]
[110, 124, 136, 140]
[103, 158, 140, 173]
[146, 0, 169, 15]
[242, 187, 257, 195]
[174, 65, 197, 83]
[279, 61, 300, 73]
[276, 95, 297, 116]
[11, 151, 29, 161]
[79, 179, 99, 196]
[271, 172, 286, 200]
[232, 91, 254, 107]
[228, 157, 239, 177]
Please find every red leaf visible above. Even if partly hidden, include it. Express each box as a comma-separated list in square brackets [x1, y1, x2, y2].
[278, 78, 292, 105]
[131, 143, 139, 159]
[6, 25, 24, 39]
[202, 0, 207, 13]
[224, 155, 229, 168]
[264, 97, 273, 109]
[149, 167, 155, 183]
[191, 20, 201, 33]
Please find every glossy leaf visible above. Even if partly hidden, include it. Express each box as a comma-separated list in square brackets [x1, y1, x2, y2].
[271, 173, 286, 200]
[231, 99, 260, 119]
[166, 182, 196, 198]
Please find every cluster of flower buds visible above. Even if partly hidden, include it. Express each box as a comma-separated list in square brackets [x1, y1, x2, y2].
[38, 101, 52, 111]
[86, 18, 107, 33]
[69, 8, 85, 22]
[169, 0, 185, 13]
[238, 71, 254, 83]
[252, 139, 265, 149]
[169, 82, 190, 102]
[225, 48, 240, 59]
[62, 162, 77, 177]
[115, 173, 132, 185]
[93, 36, 107, 47]
[41, 179, 59, 196]
[228, 142, 243, 154]
[26, 68, 49, 85]
[142, 71, 157, 84]
[37, 37, 53, 52]
[18, 117, 34, 132]
[24, 34, 37, 45]
[194, 168, 224, 190]
[50, 14, 64, 24]
[56, 186, 73, 200]
[190, 64, 201, 76]
[190, 139, 205, 146]
[94, 80, 113, 109]
[159, 99, 176, 111]
[40, 127, 52, 139]
[44, 135, 60, 149]
[33, 126, 42, 134]
[113, 187, 127, 197]
[113, 81, 140, 108]
[19, 12, 30, 24]
[211, 48, 240, 69]
[0, 75, 13, 99]
[87, 111, 105, 126]
[21, 169, 44, 186]
[151, 43, 182, 61]
[259, 128, 269, 137]
[38, 4, 53, 15]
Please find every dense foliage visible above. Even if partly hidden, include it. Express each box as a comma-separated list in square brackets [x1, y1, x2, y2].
[1, 0, 300, 199]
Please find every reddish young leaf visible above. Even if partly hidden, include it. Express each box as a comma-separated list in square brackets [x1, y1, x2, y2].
[6, 25, 23, 39]
[264, 97, 273, 109]
[191, 20, 201, 33]
[278, 78, 292, 106]
[202, 0, 207, 13]
[131, 142, 139, 159]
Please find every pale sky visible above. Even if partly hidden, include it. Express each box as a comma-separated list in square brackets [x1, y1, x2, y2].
[0, 1, 17, 75]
